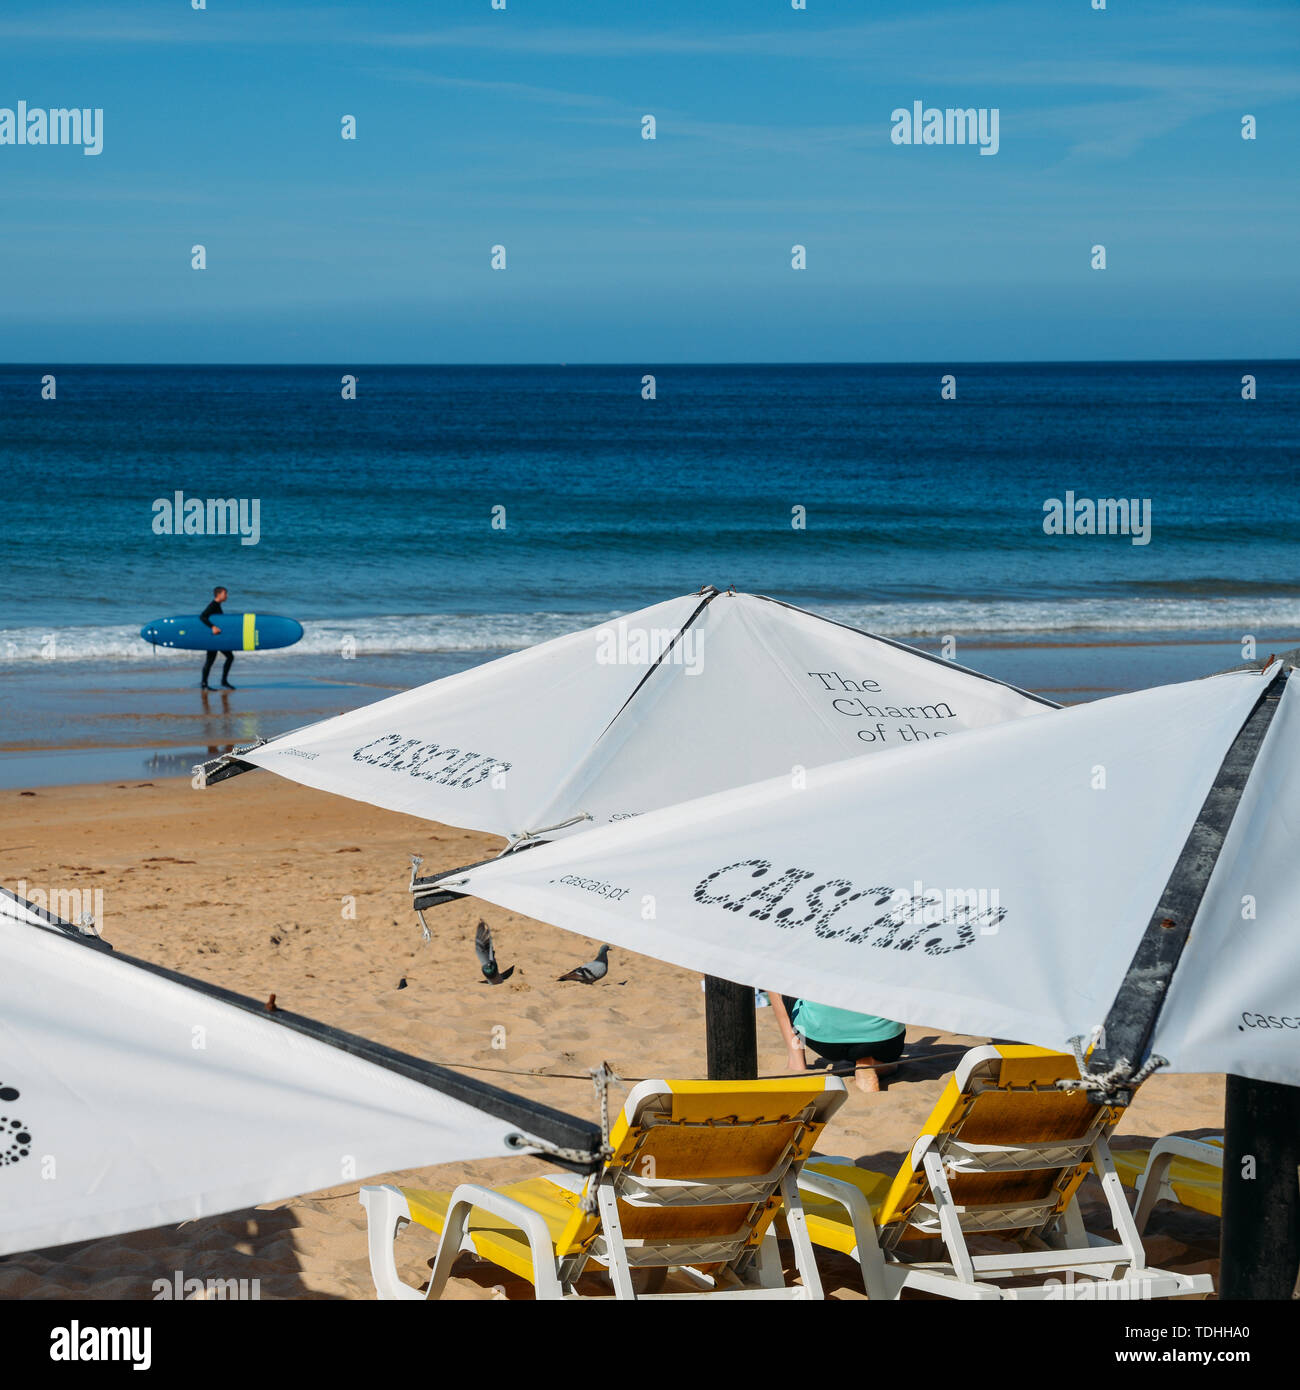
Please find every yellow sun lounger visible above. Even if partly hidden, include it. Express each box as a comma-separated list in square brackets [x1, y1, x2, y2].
[360, 1075, 847, 1301]
[796, 1045, 1213, 1300]
[1111, 1136, 1223, 1232]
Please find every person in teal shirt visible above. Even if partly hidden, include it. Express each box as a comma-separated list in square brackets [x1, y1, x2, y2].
[770, 994, 906, 1093]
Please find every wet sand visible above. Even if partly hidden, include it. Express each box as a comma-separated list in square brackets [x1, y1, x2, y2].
[2, 629, 1282, 788]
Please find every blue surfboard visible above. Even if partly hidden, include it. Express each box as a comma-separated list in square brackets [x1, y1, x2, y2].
[140, 613, 304, 653]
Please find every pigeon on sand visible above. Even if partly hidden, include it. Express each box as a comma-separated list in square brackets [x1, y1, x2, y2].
[557, 944, 611, 984]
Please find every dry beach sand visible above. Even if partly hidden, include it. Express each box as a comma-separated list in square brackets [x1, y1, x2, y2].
[0, 776, 1223, 1300]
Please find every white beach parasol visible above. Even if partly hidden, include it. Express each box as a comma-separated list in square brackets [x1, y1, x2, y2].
[416, 662, 1295, 1084]
[415, 656, 1300, 1297]
[199, 587, 1054, 846]
[0, 888, 598, 1258]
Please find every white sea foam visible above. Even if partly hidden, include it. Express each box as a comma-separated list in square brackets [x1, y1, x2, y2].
[1, 596, 1297, 667]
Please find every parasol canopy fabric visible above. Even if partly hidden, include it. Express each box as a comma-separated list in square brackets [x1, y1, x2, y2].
[1148, 672, 1300, 1084]
[419, 666, 1295, 1083]
[0, 889, 594, 1257]
[218, 589, 1052, 841]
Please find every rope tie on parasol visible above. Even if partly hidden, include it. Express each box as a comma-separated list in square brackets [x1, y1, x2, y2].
[1059, 1026, 1167, 1097]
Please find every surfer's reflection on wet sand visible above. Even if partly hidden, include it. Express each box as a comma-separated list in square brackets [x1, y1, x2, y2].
[198, 688, 232, 714]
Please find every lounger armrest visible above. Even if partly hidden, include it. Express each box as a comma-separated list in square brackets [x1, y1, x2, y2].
[358, 1185, 424, 1301]
[1130, 1135, 1225, 1234]
[427, 1182, 567, 1300]
[364, 1184, 563, 1302]
[1146, 1136, 1225, 1169]
[797, 1170, 890, 1299]
[799, 1168, 874, 1217]
[444, 1182, 562, 1257]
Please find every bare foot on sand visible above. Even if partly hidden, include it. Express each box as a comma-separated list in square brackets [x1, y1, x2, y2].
[853, 1059, 901, 1093]
[854, 1060, 883, 1093]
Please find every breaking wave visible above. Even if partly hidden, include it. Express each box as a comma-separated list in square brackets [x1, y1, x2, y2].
[3, 594, 1298, 667]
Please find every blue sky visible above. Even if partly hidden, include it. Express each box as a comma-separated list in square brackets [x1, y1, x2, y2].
[0, 1, 1296, 362]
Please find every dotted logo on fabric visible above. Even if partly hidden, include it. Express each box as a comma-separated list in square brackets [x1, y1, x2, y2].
[0, 1083, 31, 1166]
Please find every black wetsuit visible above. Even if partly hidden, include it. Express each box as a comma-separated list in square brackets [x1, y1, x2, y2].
[199, 600, 235, 687]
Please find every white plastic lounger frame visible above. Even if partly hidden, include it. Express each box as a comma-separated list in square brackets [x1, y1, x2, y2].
[360, 1076, 844, 1301]
[361, 1173, 807, 1302]
[1132, 1135, 1225, 1234]
[799, 1047, 1214, 1301]
[360, 1177, 589, 1302]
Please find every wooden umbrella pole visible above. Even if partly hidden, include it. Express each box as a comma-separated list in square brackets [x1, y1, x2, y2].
[705, 976, 758, 1080]
[1220, 1074, 1300, 1300]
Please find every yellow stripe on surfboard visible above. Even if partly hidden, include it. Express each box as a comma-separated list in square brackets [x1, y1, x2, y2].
[243, 613, 257, 650]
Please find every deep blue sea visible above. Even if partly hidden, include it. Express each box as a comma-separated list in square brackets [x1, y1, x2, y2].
[1, 362, 1297, 785]
[4, 362, 1297, 656]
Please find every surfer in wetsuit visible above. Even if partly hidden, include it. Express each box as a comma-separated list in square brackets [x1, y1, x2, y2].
[199, 586, 236, 690]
